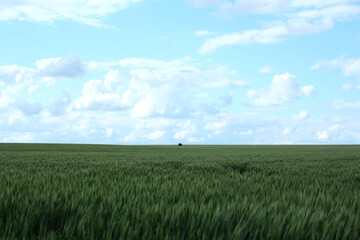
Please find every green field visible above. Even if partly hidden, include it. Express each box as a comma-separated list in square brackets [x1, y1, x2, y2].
[0, 144, 360, 239]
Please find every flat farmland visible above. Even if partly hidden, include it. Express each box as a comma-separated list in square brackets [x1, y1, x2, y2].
[0, 144, 359, 239]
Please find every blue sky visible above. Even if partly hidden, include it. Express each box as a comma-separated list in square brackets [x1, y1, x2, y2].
[1, 0, 360, 144]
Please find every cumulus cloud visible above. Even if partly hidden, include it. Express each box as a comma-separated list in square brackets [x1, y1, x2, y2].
[2, 101, 360, 144]
[300, 85, 315, 96]
[47, 92, 72, 116]
[88, 57, 245, 118]
[0, 65, 35, 85]
[0, 0, 141, 27]
[75, 79, 137, 111]
[0, 55, 84, 88]
[104, 70, 128, 92]
[0, 55, 87, 115]
[291, 110, 308, 120]
[37, 55, 85, 78]
[131, 90, 189, 118]
[1, 56, 246, 123]
[316, 123, 343, 141]
[97, 58, 247, 118]
[15, 100, 43, 116]
[245, 73, 314, 106]
[3, 55, 360, 144]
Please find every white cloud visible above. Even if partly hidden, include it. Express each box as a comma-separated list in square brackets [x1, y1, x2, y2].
[300, 85, 315, 96]
[36, 55, 85, 78]
[194, 30, 218, 37]
[47, 92, 72, 116]
[174, 130, 187, 140]
[87, 57, 191, 70]
[196, 2, 359, 53]
[0, 55, 83, 92]
[198, 17, 334, 53]
[245, 73, 314, 106]
[205, 121, 226, 134]
[333, 100, 360, 109]
[282, 127, 291, 134]
[0, 82, 31, 110]
[188, 0, 225, 7]
[173, 120, 198, 141]
[190, 0, 359, 14]
[219, 0, 290, 14]
[312, 56, 360, 79]
[341, 83, 352, 91]
[329, 124, 340, 131]
[0, 0, 141, 27]
[28, 85, 39, 93]
[315, 123, 343, 141]
[121, 60, 246, 118]
[291, 110, 308, 120]
[1, 102, 360, 144]
[131, 91, 178, 118]
[189, 0, 291, 13]
[293, 4, 360, 19]
[219, 92, 233, 107]
[310, 63, 321, 70]
[198, 25, 286, 53]
[146, 130, 166, 140]
[235, 129, 254, 135]
[316, 130, 329, 140]
[222, 0, 357, 15]
[104, 128, 114, 138]
[1, 56, 246, 123]
[2, 132, 33, 143]
[341, 83, 360, 91]
[75, 79, 137, 111]
[0, 65, 35, 85]
[104, 70, 127, 92]
[259, 65, 272, 74]
[197, 93, 209, 98]
[15, 100, 43, 116]
[3, 55, 360, 144]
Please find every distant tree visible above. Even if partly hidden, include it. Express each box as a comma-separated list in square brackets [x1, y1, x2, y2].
[178, 143, 182, 146]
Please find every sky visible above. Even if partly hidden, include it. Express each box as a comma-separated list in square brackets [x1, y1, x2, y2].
[0, 0, 360, 144]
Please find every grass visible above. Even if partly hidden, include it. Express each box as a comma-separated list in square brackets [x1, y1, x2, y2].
[0, 144, 359, 239]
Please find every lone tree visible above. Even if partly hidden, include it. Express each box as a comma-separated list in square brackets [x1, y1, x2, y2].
[178, 143, 182, 146]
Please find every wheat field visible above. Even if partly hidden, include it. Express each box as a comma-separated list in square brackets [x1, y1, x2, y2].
[0, 144, 359, 239]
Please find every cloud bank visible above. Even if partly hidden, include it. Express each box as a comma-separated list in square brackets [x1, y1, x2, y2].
[0, 0, 141, 27]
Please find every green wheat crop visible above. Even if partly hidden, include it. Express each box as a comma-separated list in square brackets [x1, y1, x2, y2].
[0, 144, 359, 239]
